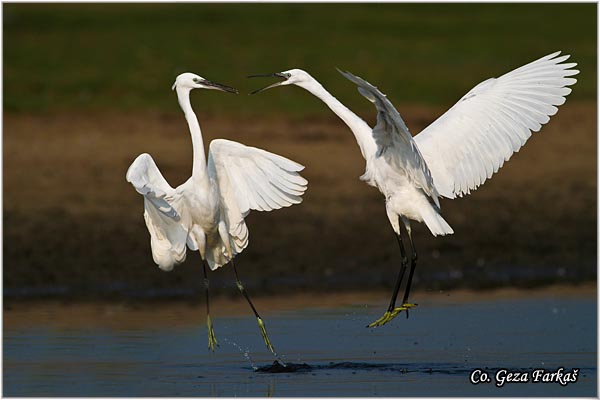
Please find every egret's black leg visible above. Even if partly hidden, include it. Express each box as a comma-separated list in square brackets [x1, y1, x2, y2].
[231, 259, 276, 355]
[203, 261, 219, 351]
[401, 230, 418, 319]
[367, 220, 412, 328]
[387, 233, 409, 311]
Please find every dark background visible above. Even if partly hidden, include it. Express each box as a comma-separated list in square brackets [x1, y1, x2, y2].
[4, 3, 596, 301]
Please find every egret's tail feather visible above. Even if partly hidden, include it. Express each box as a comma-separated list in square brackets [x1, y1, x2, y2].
[205, 235, 248, 271]
[205, 244, 231, 271]
[421, 209, 454, 237]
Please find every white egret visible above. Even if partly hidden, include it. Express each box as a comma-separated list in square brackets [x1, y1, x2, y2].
[250, 52, 578, 327]
[126, 72, 308, 353]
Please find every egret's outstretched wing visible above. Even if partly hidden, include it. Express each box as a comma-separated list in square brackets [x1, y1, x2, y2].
[338, 69, 440, 207]
[207, 139, 308, 253]
[126, 153, 179, 218]
[414, 52, 579, 199]
[126, 153, 187, 270]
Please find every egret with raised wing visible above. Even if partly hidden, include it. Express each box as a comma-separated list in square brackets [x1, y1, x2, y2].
[126, 72, 308, 353]
[250, 52, 578, 327]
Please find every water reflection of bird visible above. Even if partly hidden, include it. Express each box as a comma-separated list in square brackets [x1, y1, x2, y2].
[250, 52, 578, 327]
[126, 72, 308, 353]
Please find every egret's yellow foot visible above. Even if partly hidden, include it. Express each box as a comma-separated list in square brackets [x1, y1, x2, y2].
[367, 306, 407, 328]
[207, 315, 219, 352]
[257, 317, 275, 355]
[400, 303, 418, 319]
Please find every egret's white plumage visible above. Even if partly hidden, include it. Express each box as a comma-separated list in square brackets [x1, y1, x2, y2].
[127, 73, 307, 272]
[251, 52, 578, 326]
[414, 51, 579, 199]
[127, 72, 307, 352]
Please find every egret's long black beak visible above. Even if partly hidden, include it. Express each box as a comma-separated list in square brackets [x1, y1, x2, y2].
[248, 73, 289, 95]
[201, 79, 238, 94]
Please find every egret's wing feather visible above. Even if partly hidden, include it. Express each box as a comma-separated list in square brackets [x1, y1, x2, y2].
[126, 153, 180, 219]
[338, 69, 440, 206]
[207, 139, 308, 253]
[414, 51, 579, 198]
[126, 153, 187, 270]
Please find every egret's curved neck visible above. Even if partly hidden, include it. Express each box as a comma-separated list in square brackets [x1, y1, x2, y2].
[298, 79, 376, 159]
[177, 87, 207, 180]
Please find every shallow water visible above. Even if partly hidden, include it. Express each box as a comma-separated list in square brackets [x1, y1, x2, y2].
[4, 296, 596, 396]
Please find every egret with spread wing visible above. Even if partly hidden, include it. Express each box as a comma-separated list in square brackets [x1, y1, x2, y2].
[250, 52, 578, 327]
[126, 73, 308, 353]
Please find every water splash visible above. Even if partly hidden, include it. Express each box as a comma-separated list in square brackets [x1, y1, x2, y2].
[256, 360, 312, 373]
[255, 361, 479, 375]
[271, 349, 287, 368]
[222, 338, 257, 371]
